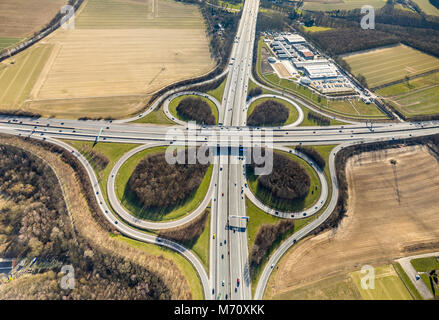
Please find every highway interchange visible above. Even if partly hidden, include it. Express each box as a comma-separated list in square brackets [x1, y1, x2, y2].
[1, 0, 439, 300]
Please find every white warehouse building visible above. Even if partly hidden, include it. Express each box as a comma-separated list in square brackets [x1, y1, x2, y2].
[304, 64, 338, 79]
[284, 34, 306, 45]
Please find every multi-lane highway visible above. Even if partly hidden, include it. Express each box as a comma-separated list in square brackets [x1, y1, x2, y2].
[211, 0, 259, 300]
[1, 0, 439, 301]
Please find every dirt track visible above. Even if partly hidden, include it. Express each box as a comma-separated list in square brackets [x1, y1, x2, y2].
[266, 145, 439, 299]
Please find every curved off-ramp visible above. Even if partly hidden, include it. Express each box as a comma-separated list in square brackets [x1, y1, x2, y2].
[246, 94, 304, 128]
[4, 132, 211, 299]
[116, 69, 229, 124]
[163, 91, 222, 126]
[254, 141, 362, 300]
[107, 142, 217, 230]
[250, 74, 360, 126]
[245, 145, 328, 220]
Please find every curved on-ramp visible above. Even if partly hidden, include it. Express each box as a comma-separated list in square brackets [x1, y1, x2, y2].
[244, 145, 328, 220]
[163, 91, 222, 127]
[254, 141, 362, 300]
[7, 133, 211, 299]
[246, 94, 304, 128]
[107, 142, 217, 230]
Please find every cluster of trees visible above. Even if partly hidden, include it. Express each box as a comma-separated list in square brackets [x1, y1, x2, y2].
[250, 152, 311, 201]
[0, 143, 172, 299]
[248, 87, 263, 99]
[158, 210, 208, 245]
[296, 146, 326, 169]
[306, 28, 399, 56]
[307, 111, 330, 126]
[0, 145, 71, 259]
[192, 74, 226, 93]
[128, 149, 209, 209]
[256, 11, 290, 33]
[250, 220, 295, 271]
[199, 2, 241, 64]
[176, 97, 216, 125]
[302, 3, 439, 58]
[247, 100, 289, 126]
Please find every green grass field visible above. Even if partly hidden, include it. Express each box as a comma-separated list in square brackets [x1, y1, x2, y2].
[115, 146, 213, 221]
[411, 257, 439, 272]
[62, 140, 140, 207]
[377, 72, 439, 117]
[302, 26, 333, 32]
[0, 44, 52, 110]
[218, 0, 243, 10]
[247, 150, 321, 212]
[269, 264, 413, 300]
[207, 77, 227, 102]
[131, 108, 177, 125]
[350, 265, 412, 300]
[302, 0, 386, 11]
[343, 44, 439, 88]
[188, 210, 210, 271]
[168, 94, 219, 124]
[247, 97, 299, 126]
[0, 37, 20, 51]
[420, 273, 439, 298]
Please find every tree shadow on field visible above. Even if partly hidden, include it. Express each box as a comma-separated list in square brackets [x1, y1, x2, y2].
[121, 182, 198, 221]
[390, 160, 401, 204]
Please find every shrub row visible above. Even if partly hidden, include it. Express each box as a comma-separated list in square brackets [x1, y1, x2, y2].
[158, 210, 209, 245]
[250, 220, 295, 269]
[307, 111, 330, 126]
[295, 146, 326, 169]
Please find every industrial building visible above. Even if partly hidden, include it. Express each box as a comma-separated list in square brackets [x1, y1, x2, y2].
[304, 64, 338, 79]
[264, 32, 356, 95]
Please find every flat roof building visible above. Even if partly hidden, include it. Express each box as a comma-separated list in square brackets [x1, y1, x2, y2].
[284, 34, 306, 44]
[304, 64, 338, 79]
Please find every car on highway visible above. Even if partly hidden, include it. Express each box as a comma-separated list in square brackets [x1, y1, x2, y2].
[222, 192, 224, 197]
[237, 278, 240, 287]
[222, 281, 225, 287]
[221, 254, 224, 259]
[213, 233, 215, 239]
